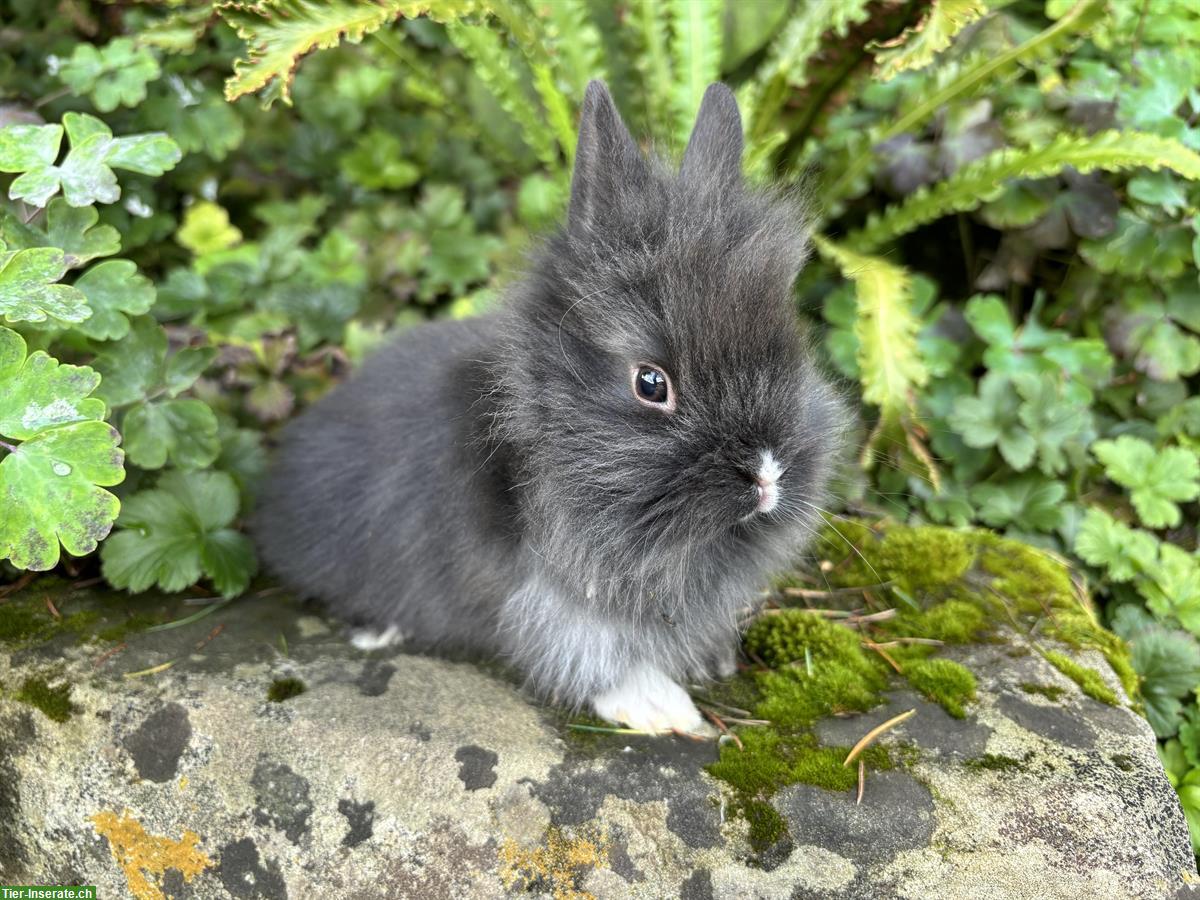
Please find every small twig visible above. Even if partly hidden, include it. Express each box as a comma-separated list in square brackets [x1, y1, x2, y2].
[782, 583, 893, 599]
[93, 642, 127, 668]
[849, 609, 897, 624]
[0, 572, 37, 599]
[0, 439, 18, 454]
[702, 710, 743, 750]
[44, 595, 61, 619]
[856, 759, 866, 805]
[694, 697, 753, 718]
[844, 708, 917, 767]
[867, 637, 945, 648]
[193, 624, 224, 652]
[123, 659, 177, 679]
[69, 576, 105, 591]
[567, 723, 649, 735]
[864, 642, 904, 673]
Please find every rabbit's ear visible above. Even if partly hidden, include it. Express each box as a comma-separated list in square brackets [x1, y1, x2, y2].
[569, 80, 643, 231]
[680, 83, 743, 187]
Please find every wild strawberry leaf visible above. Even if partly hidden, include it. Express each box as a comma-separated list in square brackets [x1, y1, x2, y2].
[1093, 435, 1200, 528]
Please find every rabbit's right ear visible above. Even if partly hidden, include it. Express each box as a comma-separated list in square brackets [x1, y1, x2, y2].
[568, 81, 644, 232]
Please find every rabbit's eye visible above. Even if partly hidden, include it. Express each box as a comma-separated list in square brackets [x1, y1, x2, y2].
[633, 364, 674, 410]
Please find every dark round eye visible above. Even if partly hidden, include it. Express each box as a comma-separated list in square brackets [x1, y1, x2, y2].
[634, 365, 670, 404]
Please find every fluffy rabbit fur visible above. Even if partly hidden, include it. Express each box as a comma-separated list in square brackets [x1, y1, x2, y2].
[254, 81, 847, 734]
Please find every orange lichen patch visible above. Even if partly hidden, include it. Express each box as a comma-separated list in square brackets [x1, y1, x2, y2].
[498, 825, 609, 900]
[89, 810, 213, 900]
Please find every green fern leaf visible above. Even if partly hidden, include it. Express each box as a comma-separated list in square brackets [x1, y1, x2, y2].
[629, 0, 673, 140]
[814, 237, 927, 425]
[739, 0, 871, 151]
[668, 0, 724, 146]
[872, 0, 988, 81]
[826, 0, 1103, 200]
[484, 0, 576, 164]
[534, 0, 607, 97]
[218, 0, 478, 106]
[445, 19, 561, 168]
[847, 131, 1200, 251]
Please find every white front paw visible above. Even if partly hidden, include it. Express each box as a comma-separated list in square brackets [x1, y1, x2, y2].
[591, 665, 716, 737]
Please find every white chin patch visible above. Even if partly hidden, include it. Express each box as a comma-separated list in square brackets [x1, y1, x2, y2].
[592, 664, 715, 736]
[349, 624, 405, 651]
[756, 450, 783, 514]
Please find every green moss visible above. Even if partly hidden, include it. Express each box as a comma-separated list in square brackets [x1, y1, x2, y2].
[904, 658, 977, 718]
[97, 613, 159, 642]
[890, 600, 987, 644]
[872, 526, 975, 595]
[1111, 753, 1134, 772]
[14, 676, 76, 722]
[744, 609, 866, 668]
[0, 604, 51, 643]
[1043, 650, 1119, 705]
[1019, 682, 1066, 702]
[964, 753, 1026, 773]
[267, 677, 306, 702]
[744, 800, 788, 851]
[707, 729, 891, 850]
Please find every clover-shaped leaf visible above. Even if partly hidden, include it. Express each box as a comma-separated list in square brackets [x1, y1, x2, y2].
[1139, 544, 1200, 635]
[1093, 435, 1200, 528]
[0, 199, 121, 268]
[101, 470, 255, 597]
[0, 113, 181, 208]
[123, 398, 220, 471]
[0, 325, 124, 571]
[0, 247, 90, 324]
[970, 475, 1065, 532]
[58, 38, 161, 113]
[91, 316, 216, 408]
[1074, 507, 1158, 582]
[949, 373, 1035, 470]
[72, 259, 156, 341]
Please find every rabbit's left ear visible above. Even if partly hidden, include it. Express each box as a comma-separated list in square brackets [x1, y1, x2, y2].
[680, 83, 743, 186]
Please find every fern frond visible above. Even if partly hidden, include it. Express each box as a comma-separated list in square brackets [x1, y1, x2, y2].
[871, 0, 987, 81]
[630, 0, 673, 139]
[444, 19, 561, 168]
[738, 0, 872, 167]
[484, 0, 576, 164]
[825, 0, 1103, 200]
[814, 236, 926, 425]
[668, 0, 724, 146]
[218, 0, 478, 106]
[847, 131, 1200, 251]
[535, 0, 607, 96]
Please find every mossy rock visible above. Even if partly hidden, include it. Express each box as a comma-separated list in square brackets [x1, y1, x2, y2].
[706, 519, 1139, 860]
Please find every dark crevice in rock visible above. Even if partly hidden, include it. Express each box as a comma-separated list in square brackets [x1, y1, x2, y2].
[251, 758, 313, 845]
[121, 702, 191, 783]
[338, 798, 375, 848]
[455, 745, 498, 791]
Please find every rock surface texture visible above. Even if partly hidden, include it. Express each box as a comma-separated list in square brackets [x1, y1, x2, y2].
[0, 584, 1195, 900]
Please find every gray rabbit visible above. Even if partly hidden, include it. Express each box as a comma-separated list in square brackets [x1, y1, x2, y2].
[253, 81, 846, 735]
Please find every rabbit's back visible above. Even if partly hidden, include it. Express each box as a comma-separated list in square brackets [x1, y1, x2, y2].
[253, 317, 522, 650]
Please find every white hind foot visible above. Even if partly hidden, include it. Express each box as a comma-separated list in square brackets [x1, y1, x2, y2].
[592, 664, 716, 737]
[349, 624, 405, 651]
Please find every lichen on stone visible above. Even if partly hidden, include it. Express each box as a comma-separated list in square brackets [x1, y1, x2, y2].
[964, 753, 1029, 773]
[89, 810, 213, 900]
[497, 825, 609, 900]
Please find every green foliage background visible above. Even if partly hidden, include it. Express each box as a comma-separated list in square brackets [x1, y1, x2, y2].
[3, 0, 1200, 846]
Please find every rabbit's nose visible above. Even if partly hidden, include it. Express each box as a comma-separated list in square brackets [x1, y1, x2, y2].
[753, 450, 783, 514]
